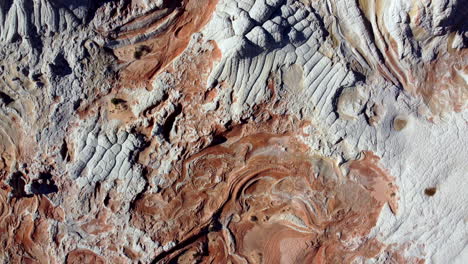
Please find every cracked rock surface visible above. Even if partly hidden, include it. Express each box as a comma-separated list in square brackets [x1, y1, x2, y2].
[0, 0, 467, 263]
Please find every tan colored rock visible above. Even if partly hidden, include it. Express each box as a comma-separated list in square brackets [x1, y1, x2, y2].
[132, 118, 398, 263]
[0, 0, 466, 263]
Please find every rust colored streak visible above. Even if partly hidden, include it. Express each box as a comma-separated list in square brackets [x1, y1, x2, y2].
[418, 48, 468, 115]
[348, 151, 398, 214]
[101, 0, 219, 86]
[66, 249, 106, 264]
[81, 209, 114, 235]
[131, 120, 400, 263]
[383, 38, 467, 116]
[0, 183, 65, 263]
[381, 39, 410, 88]
[352, 1, 467, 116]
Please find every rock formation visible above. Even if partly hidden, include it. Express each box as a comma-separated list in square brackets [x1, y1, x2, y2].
[0, 0, 466, 263]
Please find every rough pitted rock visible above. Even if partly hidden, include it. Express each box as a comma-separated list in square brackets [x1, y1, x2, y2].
[0, 0, 466, 263]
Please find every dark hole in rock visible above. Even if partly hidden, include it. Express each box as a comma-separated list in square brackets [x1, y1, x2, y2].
[0, 91, 14, 105]
[111, 98, 127, 105]
[134, 45, 152, 59]
[60, 139, 71, 162]
[32, 73, 43, 82]
[162, 0, 183, 9]
[30, 172, 58, 195]
[104, 194, 111, 207]
[21, 68, 29, 76]
[50, 53, 72, 76]
[209, 134, 227, 147]
[162, 104, 182, 142]
[8, 172, 27, 198]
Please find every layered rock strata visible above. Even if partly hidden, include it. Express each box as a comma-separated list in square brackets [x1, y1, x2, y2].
[0, 0, 466, 263]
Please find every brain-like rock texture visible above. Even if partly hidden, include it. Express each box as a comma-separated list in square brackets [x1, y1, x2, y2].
[0, 0, 467, 263]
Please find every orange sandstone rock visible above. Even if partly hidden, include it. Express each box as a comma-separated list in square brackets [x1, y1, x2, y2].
[132, 120, 399, 263]
[0, 183, 64, 263]
[99, 0, 219, 87]
[66, 249, 106, 264]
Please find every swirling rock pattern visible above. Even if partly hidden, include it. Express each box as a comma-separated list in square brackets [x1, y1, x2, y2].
[0, 182, 64, 263]
[133, 119, 399, 263]
[0, 0, 466, 263]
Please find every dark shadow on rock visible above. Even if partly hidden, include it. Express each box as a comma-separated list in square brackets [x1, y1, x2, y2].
[30, 172, 58, 195]
[50, 53, 72, 76]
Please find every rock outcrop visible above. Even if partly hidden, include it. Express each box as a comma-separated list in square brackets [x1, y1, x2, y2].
[0, 0, 466, 263]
